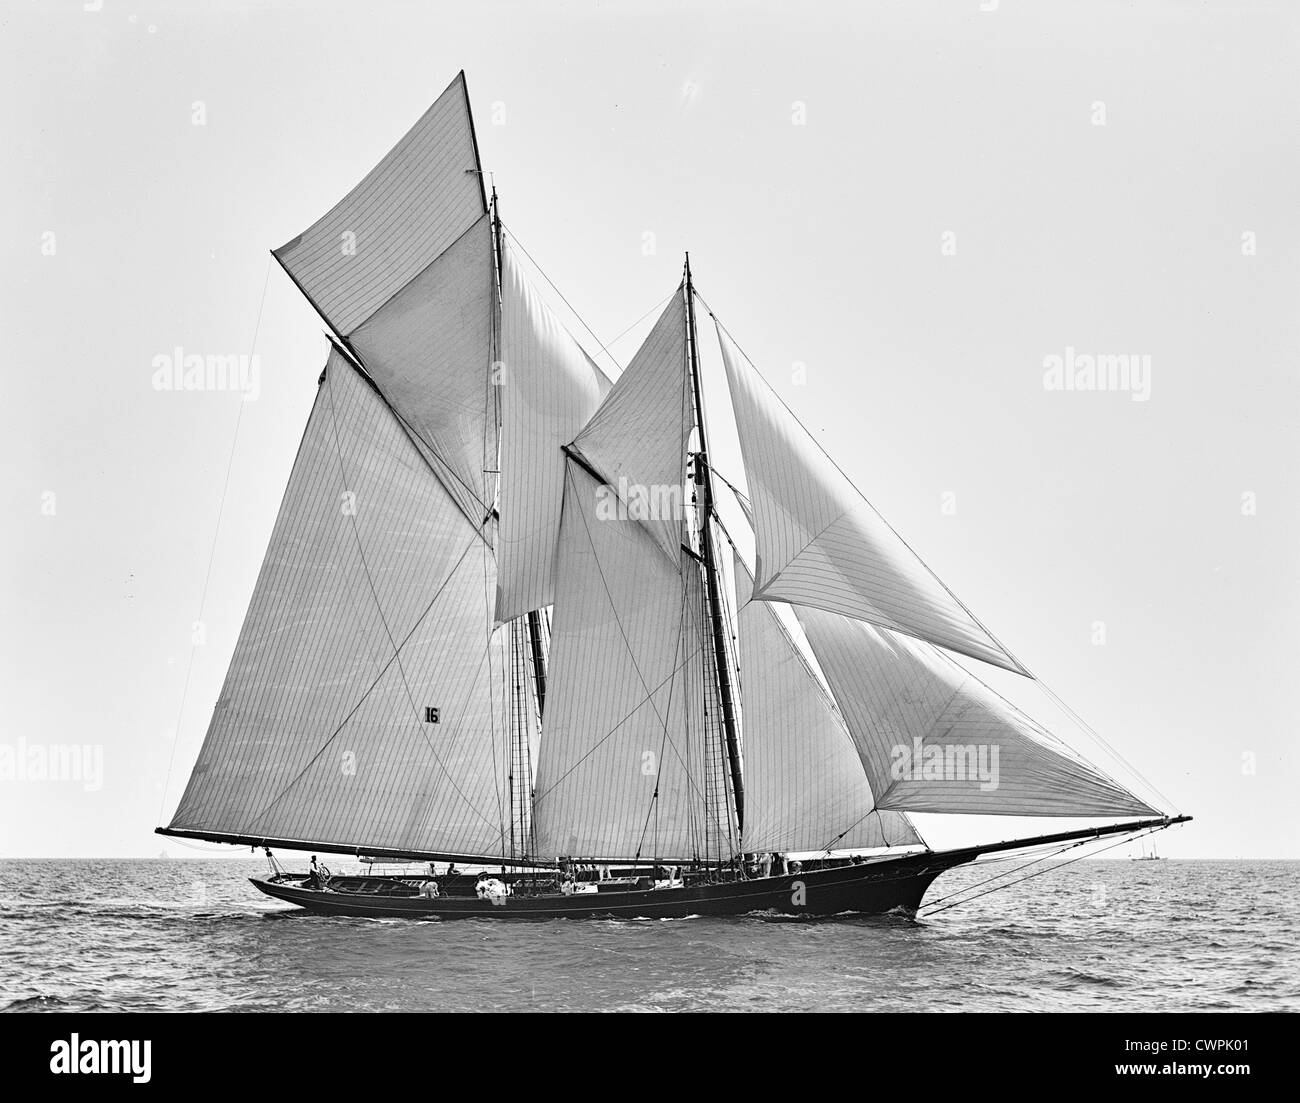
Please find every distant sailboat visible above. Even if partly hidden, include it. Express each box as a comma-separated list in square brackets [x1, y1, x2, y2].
[157, 72, 1188, 918]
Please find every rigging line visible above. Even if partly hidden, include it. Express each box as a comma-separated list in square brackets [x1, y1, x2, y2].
[1036, 679, 1179, 814]
[919, 823, 1176, 918]
[918, 836, 1141, 907]
[499, 224, 622, 374]
[708, 465, 752, 513]
[605, 288, 679, 354]
[921, 838, 1103, 909]
[699, 299, 1173, 814]
[699, 296, 1028, 675]
[158, 256, 273, 825]
[632, 575, 695, 862]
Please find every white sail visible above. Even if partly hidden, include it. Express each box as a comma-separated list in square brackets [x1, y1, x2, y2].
[793, 603, 1158, 817]
[716, 322, 1026, 675]
[494, 238, 612, 623]
[570, 290, 690, 560]
[347, 214, 497, 525]
[167, 349, 513, 858]
[734, 555, 922, 852]
[273, 72, 486, 336]
[532, 461, 715, 861]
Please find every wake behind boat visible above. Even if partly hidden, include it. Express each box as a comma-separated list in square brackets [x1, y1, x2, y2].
[157, 71, 1189, 920]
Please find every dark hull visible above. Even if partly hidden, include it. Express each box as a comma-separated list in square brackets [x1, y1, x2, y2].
[250, 850, 975, 920]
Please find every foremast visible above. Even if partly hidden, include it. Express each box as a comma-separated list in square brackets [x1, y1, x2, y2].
[684, 255, 745, 849]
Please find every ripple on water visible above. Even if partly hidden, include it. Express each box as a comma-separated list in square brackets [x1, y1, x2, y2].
[0, 859, 1297, 1012]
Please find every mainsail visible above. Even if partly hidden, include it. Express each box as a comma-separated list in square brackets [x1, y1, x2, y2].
[734, 555, 922, 853]
[531, 461, 713, 861]
[716, 322, 1027, 676]
[167, 349, 512, 858]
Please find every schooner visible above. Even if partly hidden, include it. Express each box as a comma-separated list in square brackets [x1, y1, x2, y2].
[158, 73, 1188, 919]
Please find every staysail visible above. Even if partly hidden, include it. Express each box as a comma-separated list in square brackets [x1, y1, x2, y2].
[569, 289, 691, 560]
[715, 321, 1026, 675]
[494, 237, 611, 623]
[166, 349, 513, 859]
[793, 603, 1157, 817]
[531, 461, 715, 861]
[733, 555, 922, 852]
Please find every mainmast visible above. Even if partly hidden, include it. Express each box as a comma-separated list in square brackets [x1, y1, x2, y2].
[491, 186, 549, 721]
[684, 254, 745, 839]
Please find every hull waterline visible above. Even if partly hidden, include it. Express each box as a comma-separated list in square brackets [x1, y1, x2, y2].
[243, 816, 1192, 920]
[250, 851, 973, 920]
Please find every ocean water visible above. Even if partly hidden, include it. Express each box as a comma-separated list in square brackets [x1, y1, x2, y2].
[1, 858, 1295, 1013]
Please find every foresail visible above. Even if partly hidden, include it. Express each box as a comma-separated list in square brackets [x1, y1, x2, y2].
[531, 461, 713, 861]
[569, 289, 690, 560]
[715, 322, 1026, 675]
[273, 72, 486, 336]
[793, 604, 1158, 817]
[734, 556, 922, 852]
[167, 349, 512, 858]
[494, 237, 611, 623]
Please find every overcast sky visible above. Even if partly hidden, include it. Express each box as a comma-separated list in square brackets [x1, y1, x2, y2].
[3, 0, 1297, 859]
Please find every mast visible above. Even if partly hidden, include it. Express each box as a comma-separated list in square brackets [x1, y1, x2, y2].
[684, 254, 745, 840]
[491, 185, 550, 722]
